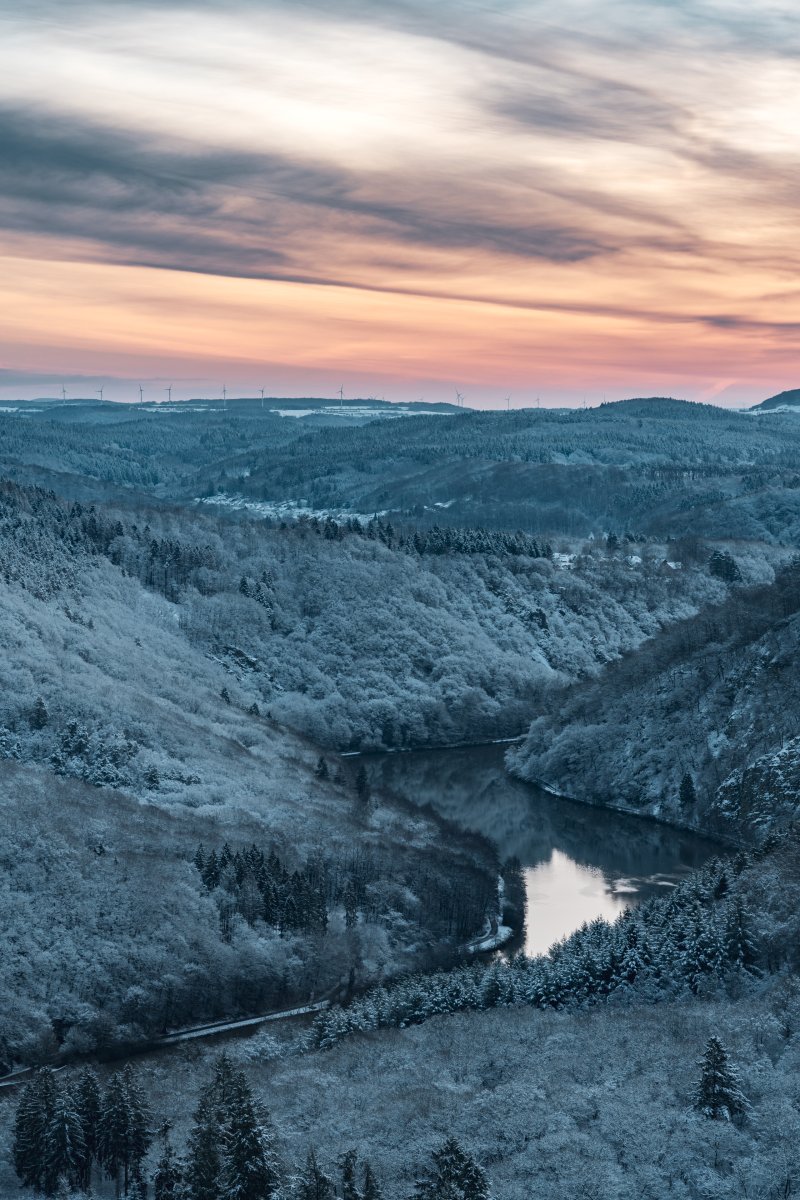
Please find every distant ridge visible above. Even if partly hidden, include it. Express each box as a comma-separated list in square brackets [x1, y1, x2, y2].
[596, 396, 729, 419]
[749, 388, 800, 411]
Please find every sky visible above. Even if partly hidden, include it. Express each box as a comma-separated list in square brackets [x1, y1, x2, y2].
[1, 0, 799, 407]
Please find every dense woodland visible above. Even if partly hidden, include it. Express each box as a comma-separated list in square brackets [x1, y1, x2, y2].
[1, 396, 800, 1197]
[509, 554, 800, 839]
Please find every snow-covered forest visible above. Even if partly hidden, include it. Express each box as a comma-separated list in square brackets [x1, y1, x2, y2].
[1, 396, 799, 1197]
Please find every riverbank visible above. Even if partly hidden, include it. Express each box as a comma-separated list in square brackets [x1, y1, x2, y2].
[363, 741, 725, 955]
[339, 734, 526, 758]
[519, 771, 743, 850]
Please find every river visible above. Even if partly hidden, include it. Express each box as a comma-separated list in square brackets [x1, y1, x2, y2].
[364, 743, 721, 956]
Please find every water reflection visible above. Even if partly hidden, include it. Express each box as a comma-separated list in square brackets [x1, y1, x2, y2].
[363, 743, 720, 954]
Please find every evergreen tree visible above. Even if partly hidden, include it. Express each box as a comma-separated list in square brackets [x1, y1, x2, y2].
[29, 695, 49, 729]
[43, 1087, 87, 1195]
[92, 1067, 151, 1196]
[186, 1092, 222, 1200]
[13, 1068, 59, 1191]
[413, 1138, 490, 1200]
[684, 916, 724, 993]
[362, 1163, 383, 1200]
[204, 849, 221, 889]
[153, 1138, 185, 1200]
[339, 1149, 362, 1200]
[130, 1176, 149, 1200]
[293, 1149, 335, 1200]
[144, 765, 161, 790]
[355, 765, 370, 808]
[123, 1064, 153, 1186]
[679, 772, 697, 808]
[695, 1035, 749, 1121]
[709, 549, 742, 583]
[724, 898, 760, 973]
[343, 879, 358, 929]
[208, 1052, 240, 1114]
[97, 1075, 130, 1195]
[219, 1075, 279, 1200]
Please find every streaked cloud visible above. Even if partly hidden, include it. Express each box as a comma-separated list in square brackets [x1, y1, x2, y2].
[1, 0, 799, 403]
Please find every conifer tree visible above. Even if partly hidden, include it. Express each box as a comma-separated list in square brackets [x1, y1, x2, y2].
[153, 1137, 185, 1200]
[98, 1071, 131, 1195]
[29, 695, 49, 729]
[220, 1075, 280, 1200]
[129, 1177, 148, 1200]
[679, 772, 697, 808]
[355, 765, 370, 808]
[74, 1067, 102, 1186]
[14, 1068, 59, 1191]
[293, 1148, 335, 1200]
[724, 898, 760, 973]
[695, 1035, 749, 1121]
[123, 1064, 153, 1186]
[209, 1052, 239, 1114]
[343, 879, 358, 929]
[339, 1149, 362, 1200]
[362, 1163, 383, 1200]
[43, 1087, 87, 1195]
[413, 1137, 490, 1200]
[186, 1092, 222, 1200]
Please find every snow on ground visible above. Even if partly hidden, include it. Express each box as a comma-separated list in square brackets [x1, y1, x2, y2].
[270, 406, 452, 419]
[196, 494, 388, 523]
[463, 922, 514, 954]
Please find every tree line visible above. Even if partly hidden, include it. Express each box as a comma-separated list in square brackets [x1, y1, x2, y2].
[313, 853, 762, 1049]
[12, 1053, 497, 1199]
[193, 836, 498, 946]
[13, 1063, 150, 1195]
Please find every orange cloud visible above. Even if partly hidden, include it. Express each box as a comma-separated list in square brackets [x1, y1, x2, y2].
[1, 2, 799, 404]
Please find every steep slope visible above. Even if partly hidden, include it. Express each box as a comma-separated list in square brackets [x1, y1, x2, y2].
[0, 484, 498, 1067]
[509, 560, 800, 840]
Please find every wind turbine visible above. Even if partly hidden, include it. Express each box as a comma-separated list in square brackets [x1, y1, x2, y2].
[165, 385, 172, 403]
[338, 384, 344, 410]
[61, 385, 67, 407]
[505, 395, 511, 412]
[97, 386, 104, 403]
[222, 384, 227, 411]
[455, 389, 464, 408]
[259, 386, 265, 410]
[139, 385, 144, 406]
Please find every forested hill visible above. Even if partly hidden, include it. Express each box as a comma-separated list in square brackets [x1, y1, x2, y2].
[750, 388, 800, 411]
[0, 477, 748, 754]
[2, 396, 800, 1199]
[0, 474, 506, 1067]
[509, 557, 800, 840]
[226, 399, 800, 540]
[3, 397, 800, 540]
